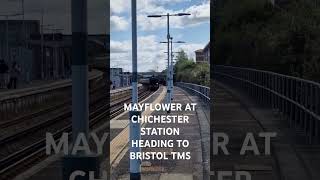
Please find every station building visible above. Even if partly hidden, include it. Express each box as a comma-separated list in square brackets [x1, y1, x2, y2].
[0, 19, 107, 83]
[110, 68, 132, 89]
[195, 41, 210, 64]
[203, 41, 210, 65]
[0, 20, 40, 82]
[195, 49, 204, 64]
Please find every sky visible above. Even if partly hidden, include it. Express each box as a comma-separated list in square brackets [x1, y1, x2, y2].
[0, 0, 108, 34]
[111, 0, 210, 72]
[0, 0, 209, 72]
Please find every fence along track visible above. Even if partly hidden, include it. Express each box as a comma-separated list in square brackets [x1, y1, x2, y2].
[214, 65, 320, 144]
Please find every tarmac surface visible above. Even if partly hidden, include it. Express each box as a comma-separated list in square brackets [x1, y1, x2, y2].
[110, 86, 210, 180]
[212, 81, 320, 180]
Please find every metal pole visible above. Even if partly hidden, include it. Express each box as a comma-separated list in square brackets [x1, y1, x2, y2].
[64, 2, 101, 175]
[22, 0, 26, 47]
[71, 0, 89, 144]
[63, 2, 100, 179]
[41, 10, 44, 79]
[131, 1, 138, 113]
[166, 13, 171, 105]
[170, 37, 174, 100]
[52, 29, 55, 41]
[130, 0, 141, 179]
[6, 16, 9, 62]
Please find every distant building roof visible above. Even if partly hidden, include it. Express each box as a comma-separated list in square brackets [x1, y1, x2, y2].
[195, 49, 203, 53]
[203, 41, 210, 51]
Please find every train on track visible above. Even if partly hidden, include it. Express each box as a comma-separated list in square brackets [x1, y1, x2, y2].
[139, 75, 161, 91]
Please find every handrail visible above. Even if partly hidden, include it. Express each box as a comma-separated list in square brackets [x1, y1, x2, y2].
[176, 82, 210, 103]
[216, 65, 320, 87]
[214, 65, 320, 144]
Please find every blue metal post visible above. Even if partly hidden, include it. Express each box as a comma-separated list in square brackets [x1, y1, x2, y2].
[166, 13, 171, 106]
[170, 37, 174, 100]
[62, 1, 101, 180]
[130, 0, 141, 179]
[71, 0, 89, 147]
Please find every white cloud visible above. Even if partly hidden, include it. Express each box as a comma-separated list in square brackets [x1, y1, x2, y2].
[111, 35, 166, 71]
[111, 35, 205, 72]
[110, 0, 210, 31]
[110, 1, 209, 71]
[110, 0, 129, 14]
[178, 2, 210, 27]
[110, 40, 131, 53]
[110, 0, 191, 14]
[110, 15, 129, 31]
[137, 1, 210, 31]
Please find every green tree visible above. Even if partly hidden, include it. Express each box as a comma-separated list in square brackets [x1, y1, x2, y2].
[214, 0, 320, 82]
[174, 50, 210, 86]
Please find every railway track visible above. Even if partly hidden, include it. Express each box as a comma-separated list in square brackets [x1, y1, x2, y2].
[0, 87, 107, 157]
[0, 87, 154, 180]
[0, 85, 106, 133]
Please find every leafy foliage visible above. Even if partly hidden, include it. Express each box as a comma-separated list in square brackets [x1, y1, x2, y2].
[174, 50, 210, 86]
[214, 0, 320, 82]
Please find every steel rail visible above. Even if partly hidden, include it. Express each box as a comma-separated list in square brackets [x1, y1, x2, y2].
[0, 88, 152, 179]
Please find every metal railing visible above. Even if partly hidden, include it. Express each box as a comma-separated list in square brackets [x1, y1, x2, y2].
[214, 65, 320, 144]
[176, 82, 210, 104]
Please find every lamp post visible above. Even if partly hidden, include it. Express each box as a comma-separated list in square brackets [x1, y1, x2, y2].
[160, 39, 185, 100]
[147, 12, 190, 106]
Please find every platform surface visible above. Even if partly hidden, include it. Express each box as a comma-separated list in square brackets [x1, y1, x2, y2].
[12, 86, 210, 180]
[111, 87, 210, 180]
[0, 70, 102, 99]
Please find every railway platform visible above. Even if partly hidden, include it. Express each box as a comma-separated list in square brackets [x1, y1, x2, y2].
[212, 81, 320, 180]
[0, 70, 104, 122]
[110, 86, 210, 180]
[0, 70, 102, 98]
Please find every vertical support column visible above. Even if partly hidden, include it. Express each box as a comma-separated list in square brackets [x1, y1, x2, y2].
[315, 86, 319, 142]
[166, 13, 171, 106]
[71, 0, 89, 141]
[130, 0, 141, 179]
[41, 10, 44, 79]
[22, 0, 26, 48]
[63, 1, 101, 180]
[6, 16, 9, 62]
[170, 37, 174, 101]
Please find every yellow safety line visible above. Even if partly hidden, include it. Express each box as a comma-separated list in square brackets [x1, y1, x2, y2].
[110, 87, 166, 165]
